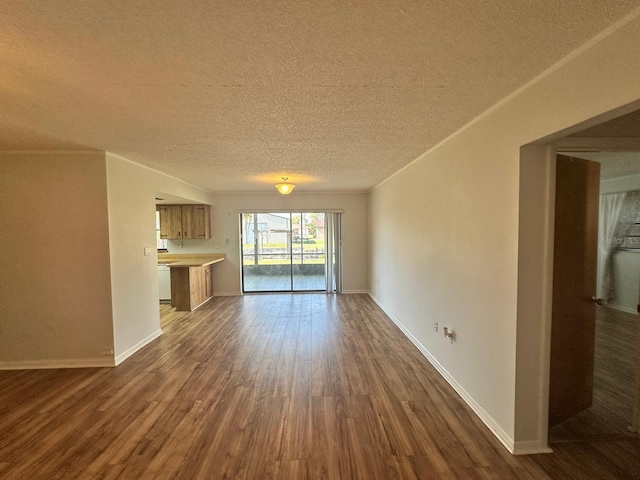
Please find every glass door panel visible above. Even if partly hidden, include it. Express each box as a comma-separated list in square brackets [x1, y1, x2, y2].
[292, 213, 325, 291]
[242, 213, 292, 292]
[241, 212, 326, 292]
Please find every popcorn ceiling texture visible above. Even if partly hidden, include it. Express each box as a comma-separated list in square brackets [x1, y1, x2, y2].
[1, 1, 639, 192]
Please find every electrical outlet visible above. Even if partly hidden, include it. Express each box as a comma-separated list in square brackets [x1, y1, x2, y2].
[143, 246, 151, 256]
[433, 321, 438, 332]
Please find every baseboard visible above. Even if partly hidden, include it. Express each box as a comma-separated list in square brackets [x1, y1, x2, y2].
[604, 303, 637, 315]
[511, 440, 553, 455]
[115, 329, 163, 365]
[341, 289, 369, 294]
[214, 291, 242, 296]
[368, 292, 518, 454]
[0, 357, 115, 370]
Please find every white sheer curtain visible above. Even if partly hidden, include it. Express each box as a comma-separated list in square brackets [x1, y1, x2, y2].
[597, 192, 626, 301]
[324, 213, 342, 293]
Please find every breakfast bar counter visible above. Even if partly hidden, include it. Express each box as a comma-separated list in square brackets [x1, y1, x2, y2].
[157, 253, 225, 268]
[158, 253, 225, 311]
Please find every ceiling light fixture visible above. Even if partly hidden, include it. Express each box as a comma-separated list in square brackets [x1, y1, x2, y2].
[275, 177, 296, 195]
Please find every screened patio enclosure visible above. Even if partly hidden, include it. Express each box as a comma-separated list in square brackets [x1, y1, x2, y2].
[240, 212, 341, 293]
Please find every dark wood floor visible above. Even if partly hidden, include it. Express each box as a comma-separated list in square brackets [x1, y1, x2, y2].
[594, 307, 637, 431]
[549, 306, 638, 441]
[1, 294, 639, 479]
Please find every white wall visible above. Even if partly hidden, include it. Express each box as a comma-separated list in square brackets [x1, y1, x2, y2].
[610, 250, 640, 313]
[601, 173, 640, 194]
[0, 152, 115, 368]
[167, 192, 369, 295]
[601, 174, 640, 314]
[105, 153, 215, 363]
[369, 10, 640, 453]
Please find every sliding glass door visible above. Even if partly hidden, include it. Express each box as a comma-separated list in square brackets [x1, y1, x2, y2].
[241, 212, 339, 293]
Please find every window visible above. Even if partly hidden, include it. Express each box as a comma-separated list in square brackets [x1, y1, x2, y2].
[156, 210, 168, 251]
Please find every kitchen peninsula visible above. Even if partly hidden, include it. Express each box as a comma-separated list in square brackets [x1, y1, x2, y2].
[158, 253, 225, 311]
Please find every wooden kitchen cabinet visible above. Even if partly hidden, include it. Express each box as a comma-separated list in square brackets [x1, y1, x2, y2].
[160, 254, 224, 312]
[170, 265, 214, 311]
[158, 204, 211, 239]
[158, 205, 182, 239]
[182, 205, 211, 239]
[205, 265, 213, 298]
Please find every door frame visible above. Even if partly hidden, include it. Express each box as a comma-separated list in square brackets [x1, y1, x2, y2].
[239, 211, 341, 294]
[514, 102, 640, 454]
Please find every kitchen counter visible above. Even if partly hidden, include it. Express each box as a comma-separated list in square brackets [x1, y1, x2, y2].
[158, 253, 225, 267]
[157, 253, 225, 311]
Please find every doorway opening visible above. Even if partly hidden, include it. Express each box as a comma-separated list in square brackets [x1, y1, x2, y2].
[240, 212, 342, 293]
[515, 104, 640, 454]
[548, 150, 640, 443]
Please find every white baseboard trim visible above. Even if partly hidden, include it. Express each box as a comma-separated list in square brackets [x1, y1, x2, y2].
[604, 304, 637, 315]
[0, 357, 115, 370]
[511, 440, 553, 455]
[368, 292, 517, 454]
[115, 329, 163, 366]
[214, 291, 242, 296]
[341, 289, 369, 294]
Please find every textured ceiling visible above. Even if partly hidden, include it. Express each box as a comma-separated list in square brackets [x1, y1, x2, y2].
[1, 1, 639, 192]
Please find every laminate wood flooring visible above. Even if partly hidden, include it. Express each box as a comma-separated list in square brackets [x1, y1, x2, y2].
[1, 294, 640, 479]
[549, 306, 638, 442]
[159, 303, 191, 329]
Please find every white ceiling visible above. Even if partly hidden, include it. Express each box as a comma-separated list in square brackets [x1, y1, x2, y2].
[2, 1, 639, 193]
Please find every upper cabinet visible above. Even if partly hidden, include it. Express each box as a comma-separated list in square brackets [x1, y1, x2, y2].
[158, 204, 211, 239]
[182, 205, 211, 239]
[159, 205, 183, 239]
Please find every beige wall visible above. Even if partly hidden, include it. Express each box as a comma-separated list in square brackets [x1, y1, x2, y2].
[0, 152, 115, 368]
[369, 11, 640, 453]
[166, 192, 369, 295]
[106, 153, 215, 363]
[0, 151, 216, 368]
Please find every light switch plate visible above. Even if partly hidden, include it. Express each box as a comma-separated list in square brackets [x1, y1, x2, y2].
[143, 246, 151, 256]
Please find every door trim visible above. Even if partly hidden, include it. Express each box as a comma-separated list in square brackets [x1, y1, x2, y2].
[515, 124, 640, 452]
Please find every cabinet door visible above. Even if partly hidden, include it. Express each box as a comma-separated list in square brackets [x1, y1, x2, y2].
[182, 205, 211, 239]
[158, 206, 183, 239]
[191, 266, 207, 308]
[205, 265, 213, 298]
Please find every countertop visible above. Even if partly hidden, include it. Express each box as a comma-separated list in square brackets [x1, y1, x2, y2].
[158, 253, 226, 267]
